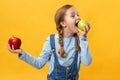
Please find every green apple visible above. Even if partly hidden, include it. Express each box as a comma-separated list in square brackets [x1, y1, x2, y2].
[77, 20, 88, 31]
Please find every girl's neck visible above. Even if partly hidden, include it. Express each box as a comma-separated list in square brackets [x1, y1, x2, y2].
[63, 30, 73, 38]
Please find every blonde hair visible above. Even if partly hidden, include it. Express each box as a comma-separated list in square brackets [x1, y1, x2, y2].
[54, 4, 81, 57]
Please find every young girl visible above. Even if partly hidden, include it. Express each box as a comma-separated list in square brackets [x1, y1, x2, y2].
[8, 4, 92, 80]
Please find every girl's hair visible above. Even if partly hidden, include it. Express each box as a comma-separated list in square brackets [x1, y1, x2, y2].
[54, 4, 81, 57]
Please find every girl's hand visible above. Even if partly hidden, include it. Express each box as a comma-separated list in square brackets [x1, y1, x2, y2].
[7, 44, 23, 55]
[78, 23, 91, 37]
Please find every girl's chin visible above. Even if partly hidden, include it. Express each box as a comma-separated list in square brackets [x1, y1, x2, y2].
[74, 31, 79, 34]
[76, 29, 79, 33]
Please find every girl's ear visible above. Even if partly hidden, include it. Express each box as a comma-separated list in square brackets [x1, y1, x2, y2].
[60, 21, 66, 28]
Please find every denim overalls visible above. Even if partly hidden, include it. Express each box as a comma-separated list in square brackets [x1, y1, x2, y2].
[48, 34, 80, 80]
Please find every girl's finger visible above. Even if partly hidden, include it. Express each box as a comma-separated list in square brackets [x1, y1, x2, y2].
[83, 25, 87, 33]
[7, 44, 11, 51]
[7, 44, 14, 53]
[78, 28, 85, 34]
[86, 24, 89, 31]
[87, 23, 91, 31]
[12, 45, 15, 50]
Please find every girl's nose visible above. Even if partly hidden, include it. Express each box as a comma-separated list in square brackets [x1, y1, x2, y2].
[76, 15, 80, 20]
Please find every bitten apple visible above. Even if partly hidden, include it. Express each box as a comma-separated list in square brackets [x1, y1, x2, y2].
[77, 20, 88, 31]
[8, 36, 21, 49]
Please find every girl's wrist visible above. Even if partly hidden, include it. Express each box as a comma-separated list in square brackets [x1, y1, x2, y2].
[80, 35, 87, 41]
[80, 35, 87, 38]
[19, 49, 24, 55]
[83, 35, 87, 38]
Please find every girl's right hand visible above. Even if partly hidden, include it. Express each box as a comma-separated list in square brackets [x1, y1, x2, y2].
[7, 44, 23, 55]
[78, 23, 91, 37]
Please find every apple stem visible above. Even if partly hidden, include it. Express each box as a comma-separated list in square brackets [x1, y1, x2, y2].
[12, 35, 14, 37]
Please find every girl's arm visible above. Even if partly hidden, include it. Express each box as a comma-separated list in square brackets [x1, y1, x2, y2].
[80, 36, 92, 66]
[78, 23, 92, 66]
[8, 36, 51, 69]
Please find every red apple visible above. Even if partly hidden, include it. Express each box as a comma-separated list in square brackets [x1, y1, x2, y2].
[8, 36, 21, 49]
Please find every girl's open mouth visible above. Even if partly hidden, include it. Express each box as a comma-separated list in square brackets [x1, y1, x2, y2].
[75, 22, 78, 27]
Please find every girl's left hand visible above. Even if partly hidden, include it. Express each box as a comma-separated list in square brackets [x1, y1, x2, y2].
[7, 44, 23, 54]
[78, 23, 91, 37]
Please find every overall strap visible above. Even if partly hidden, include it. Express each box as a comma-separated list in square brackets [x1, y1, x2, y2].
[50, 34, 59, 64]
[50, 34, 55, 53]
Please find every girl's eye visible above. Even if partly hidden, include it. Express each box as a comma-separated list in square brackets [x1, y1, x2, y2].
[71, 15, 75, 17]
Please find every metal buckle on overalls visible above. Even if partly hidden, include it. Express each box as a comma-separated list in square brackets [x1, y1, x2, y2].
[67, 66, 70, 70]
[52, 49, 55, 52]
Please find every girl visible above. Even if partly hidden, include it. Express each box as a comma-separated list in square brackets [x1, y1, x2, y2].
[8, 4, 92, 80]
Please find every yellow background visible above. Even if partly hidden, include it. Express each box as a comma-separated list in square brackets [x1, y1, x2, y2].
[0, 0, 120, 80]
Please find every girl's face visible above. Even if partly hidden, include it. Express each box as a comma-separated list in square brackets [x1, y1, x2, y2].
[61, 7, 80, 35]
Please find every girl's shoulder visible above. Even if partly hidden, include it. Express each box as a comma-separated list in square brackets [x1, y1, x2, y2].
[46, 34, 58, 41]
